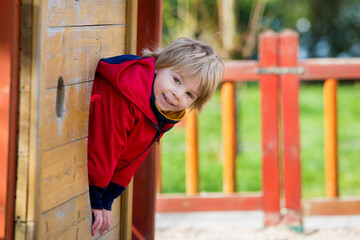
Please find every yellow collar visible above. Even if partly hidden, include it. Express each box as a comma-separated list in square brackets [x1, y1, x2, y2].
[155, 101, 186, 122]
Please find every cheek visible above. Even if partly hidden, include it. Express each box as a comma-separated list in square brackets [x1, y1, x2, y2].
[183, 98, 195, 108]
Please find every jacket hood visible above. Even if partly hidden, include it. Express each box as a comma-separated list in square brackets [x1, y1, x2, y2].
[96, 56, 159, 125]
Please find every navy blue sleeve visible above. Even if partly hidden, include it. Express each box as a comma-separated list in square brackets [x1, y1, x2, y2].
[101, 54, 141, 64]
[101, 182, 126, 210]
[89, 185, 106, 209]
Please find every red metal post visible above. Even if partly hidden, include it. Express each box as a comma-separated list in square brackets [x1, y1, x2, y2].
[278, 29, 302, 229]
[132, 0, 163, 240]
[0, 0, 20, 239]
[259, 30, 281, 226]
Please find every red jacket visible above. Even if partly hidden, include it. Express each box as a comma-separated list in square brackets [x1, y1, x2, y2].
[87, 55, 182, 209]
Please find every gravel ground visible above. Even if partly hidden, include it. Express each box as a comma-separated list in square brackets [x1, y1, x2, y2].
[155, 211, 360, 240]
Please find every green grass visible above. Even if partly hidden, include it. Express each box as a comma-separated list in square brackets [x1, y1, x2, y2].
[160, 82, 360, 198]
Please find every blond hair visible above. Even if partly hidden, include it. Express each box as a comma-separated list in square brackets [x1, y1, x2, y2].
[142, 38, 224, 111]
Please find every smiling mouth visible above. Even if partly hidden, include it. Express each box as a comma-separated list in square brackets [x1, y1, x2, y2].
[163, 94, 174, 106]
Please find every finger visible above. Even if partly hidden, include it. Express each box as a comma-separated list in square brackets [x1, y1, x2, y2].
[92, 222, 101, 236]
[100, 215, 111, 234]
[91, 215, 100, 231]
[92, 215, 102, 235]
[100, 218, 110, 234]
[105, 216, 111, 230]
[100, 221, 106, 235]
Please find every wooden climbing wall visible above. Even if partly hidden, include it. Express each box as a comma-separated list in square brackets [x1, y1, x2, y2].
[15, 0, 137, 239]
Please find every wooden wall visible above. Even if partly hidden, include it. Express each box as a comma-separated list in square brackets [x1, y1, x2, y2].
[15, 0, 137, 239]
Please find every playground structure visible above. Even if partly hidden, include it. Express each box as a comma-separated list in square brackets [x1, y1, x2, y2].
[156, 29, 360, 229]
[0, 0, 153, 239]
[1, 1, 360, 240]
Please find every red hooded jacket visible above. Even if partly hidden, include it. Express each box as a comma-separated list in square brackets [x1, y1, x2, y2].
[87, 55, 183, 210]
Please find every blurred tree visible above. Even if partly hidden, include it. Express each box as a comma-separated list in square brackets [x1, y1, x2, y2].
[218, 0, 236, 55]
[162, 0, 360, 59]
[305, 0, 360, 57]
[162, 0, 220, 47]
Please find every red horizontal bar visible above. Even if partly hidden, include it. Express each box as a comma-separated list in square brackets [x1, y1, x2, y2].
[156, 193, 262, 213]
[299, 58, 360, 80]
[223, 60, 258, 81]
[222, 58, 360, 82]
[302, 197, 360, 216]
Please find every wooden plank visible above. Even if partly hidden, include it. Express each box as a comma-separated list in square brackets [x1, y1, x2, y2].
[120, 180, 133, 240]
[0, 209, 3, 239]
[27, 0, 47, 236]
[185, 111, 199, 194]
[223, 60, 259, 82]
[41, 139, 88, 212]
[47, 0, 126, 27]
[14, 222, 26, 239]
[259, 30, 281, 225]
[42, 81, 92, 150]
[302, 197, 360, 216]
[136, 0, 162, 54]
[279, 29, 301, 209]
[125, 0, 138, 54]
[132, 1, 163, 239]
[16, 0, 33, 230]
[94, 225, 120, 240]
[279, 29, 302, 226]
[221, 82, 237, 193]
[156, 193, 262, 212]
[323, 79, 339, 197]
[39, 193, 91, 239]
[222, 58, 360, 83]
[299, 58, 360, 80]
[40, 193, 121, 239]
[45, 26, 126, 89]
[121, 1, 137, 239]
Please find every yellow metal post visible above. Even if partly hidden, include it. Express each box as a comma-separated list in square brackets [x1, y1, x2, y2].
[324, 78, 338, 197]
[185, 110, 199, 194]
[221, 82, 237, 193]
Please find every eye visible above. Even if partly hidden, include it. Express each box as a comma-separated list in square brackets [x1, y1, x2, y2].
[173, 77, 180, 84]
[186, 92, 194, 99]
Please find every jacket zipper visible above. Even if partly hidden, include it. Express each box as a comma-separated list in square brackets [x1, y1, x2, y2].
[115, 120, 167, 172]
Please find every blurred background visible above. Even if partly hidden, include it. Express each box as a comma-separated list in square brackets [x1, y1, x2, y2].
[162, 0, 360, 59]
[159, 0, 360, 198]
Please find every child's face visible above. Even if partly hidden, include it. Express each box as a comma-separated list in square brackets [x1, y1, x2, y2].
[154, 67, 200, 112]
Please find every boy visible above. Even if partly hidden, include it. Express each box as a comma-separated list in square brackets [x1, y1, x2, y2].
[87, 38, 224, 235]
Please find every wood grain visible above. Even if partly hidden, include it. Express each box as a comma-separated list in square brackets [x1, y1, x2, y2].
[45, 26, 125, 89]
[40, 193, 121, 239]
[40, 193, 92, 239]
[42, 81, 92, 150]
[47, 0, 126, 27]
[120, 1, 138, 238]
[16, 0, 33, 228]
[41, 138, 88, 212]
[94, 225, 120, 240]
[17, 0, 130, 238]
[120, 180, 133, 240]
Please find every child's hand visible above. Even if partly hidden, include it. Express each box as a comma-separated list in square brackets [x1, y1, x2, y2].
[100, 209, 112, 234]
[91, 209, 103, 235]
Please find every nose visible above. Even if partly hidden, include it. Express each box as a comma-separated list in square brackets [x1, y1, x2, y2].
[172, 89, 185, 101]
